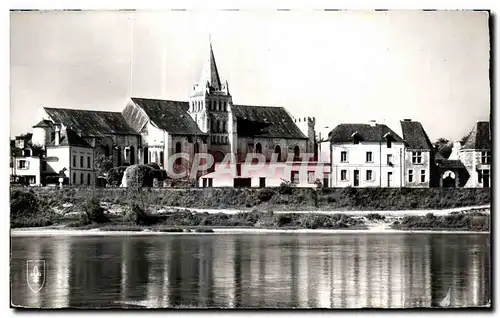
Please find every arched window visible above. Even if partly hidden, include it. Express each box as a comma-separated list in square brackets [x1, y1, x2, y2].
[293, 146, 300, 161]
[103, 145, 110, 157]
[80, 173, 84, 185]
[175, 141, 182, 154]
[73, 172, 76, 185]
[219, 121, 224, 133]
[274, 145, 282, 162]
[130, 146, 135, 164]
[256, 143, 262, 154]
[87, 173, 91, 185]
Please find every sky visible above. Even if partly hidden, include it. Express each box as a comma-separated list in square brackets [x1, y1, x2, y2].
[10, 10, 490, 142]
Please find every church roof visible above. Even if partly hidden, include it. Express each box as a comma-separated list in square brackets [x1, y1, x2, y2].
[400, 120, 434, 150]
[44, 107, 138, 137]
[198, 43, 222, 91]
[329, 123, 404, 143]
[232, 105, 307, 139]
[129, 98, 207, 135]
[461, 121, 491, 150]
[46, 128, 92, 148]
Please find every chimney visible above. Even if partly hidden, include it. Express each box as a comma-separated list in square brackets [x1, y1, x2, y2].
[368, 120, 377, 127]
[54, 125, 60, 146]
[403, 119, 412, 122]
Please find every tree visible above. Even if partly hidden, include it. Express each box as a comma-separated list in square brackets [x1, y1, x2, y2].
[459, 132, 471, 146]
[94, 152, 114, 177]
[434, 138, 453, 159]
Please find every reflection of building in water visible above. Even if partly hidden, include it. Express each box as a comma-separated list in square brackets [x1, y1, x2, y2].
[120, 240, 128, 302]
[197, 239, 214, 307]
[49, 238, 70, 308]
[161, 241, 170, 307]
[211, 238, 235, 308]
[296, 241, 309, 307]
[145, 241, 168, 307]
[317, 246, 332, 308]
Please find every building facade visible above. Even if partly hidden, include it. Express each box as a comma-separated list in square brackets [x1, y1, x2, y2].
[453, 121, 491, 188]
[329, 121, 405, 187]
[400, 119, 436, 188]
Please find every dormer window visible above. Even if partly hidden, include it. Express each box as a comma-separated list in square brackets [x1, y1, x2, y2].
[351, 131, 360, 144]
[384, 132, 393, 148]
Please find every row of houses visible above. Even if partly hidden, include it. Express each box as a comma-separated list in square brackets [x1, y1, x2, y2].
[10, 117, 491, 189]
[199, 119, 491, 189]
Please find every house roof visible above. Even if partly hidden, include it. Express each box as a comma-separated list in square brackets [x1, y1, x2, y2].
[46, 128, 92, 148]
[436, 159, 466, 170]
[231, 105, 307, 139]
[400, 120, 434, 150]
[328, 123, 404, 143]
[32, 119, 54, 128]
[44, 107, 138, 137]
[129, 98, 207, 135]
[462, 121, 491, 150]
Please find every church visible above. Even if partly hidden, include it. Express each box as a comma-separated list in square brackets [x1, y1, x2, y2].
[26, 42, 317, 185]
[121, 42, 317, 169]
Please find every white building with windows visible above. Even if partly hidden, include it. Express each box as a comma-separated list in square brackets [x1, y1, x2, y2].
[400, 119, 437, 187]
[329, 121, 405, 187]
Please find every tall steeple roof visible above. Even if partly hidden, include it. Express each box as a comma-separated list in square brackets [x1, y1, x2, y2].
[198, 40, 222, 91]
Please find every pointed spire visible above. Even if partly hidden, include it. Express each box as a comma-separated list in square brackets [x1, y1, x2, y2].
[199, 37, 222, 91]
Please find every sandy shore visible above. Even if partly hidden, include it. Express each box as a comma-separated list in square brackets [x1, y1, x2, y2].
[159, 204, 490, 216]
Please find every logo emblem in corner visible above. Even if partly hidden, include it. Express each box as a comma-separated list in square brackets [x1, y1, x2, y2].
[26, 260, 45, 293]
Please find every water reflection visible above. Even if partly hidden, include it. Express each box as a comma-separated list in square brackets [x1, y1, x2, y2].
[10, 233, 490, 309]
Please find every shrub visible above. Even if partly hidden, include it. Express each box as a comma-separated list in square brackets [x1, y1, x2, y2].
[274, 214, 293, 227]
[132, 204, 159, 225]
[107, 166, 128, 186]
[278, 180, 295, 195]
[82, 197, 109, 223]
[365, 213, 386, 221]
[10, 189, 40, 219]
[258, 188, 275, 202]
[124, 164, 155, 188]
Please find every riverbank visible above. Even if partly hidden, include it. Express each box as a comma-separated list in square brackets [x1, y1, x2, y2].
[10, 187, 491, 233]
[19, 186, 491, 211]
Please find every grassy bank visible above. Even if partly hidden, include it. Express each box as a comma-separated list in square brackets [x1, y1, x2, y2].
[391, 212, 490, 231]
[19, 186, 491, 211]
[10, 188, 367, 230]
[10, 186, 490, 231]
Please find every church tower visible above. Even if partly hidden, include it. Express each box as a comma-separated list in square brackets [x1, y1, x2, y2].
[188, 40, 233, 161]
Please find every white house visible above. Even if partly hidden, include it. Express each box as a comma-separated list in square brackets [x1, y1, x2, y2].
[329, 121, 405, 187]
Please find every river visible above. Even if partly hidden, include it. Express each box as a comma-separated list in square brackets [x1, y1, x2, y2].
[10, 233, 490, 309]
